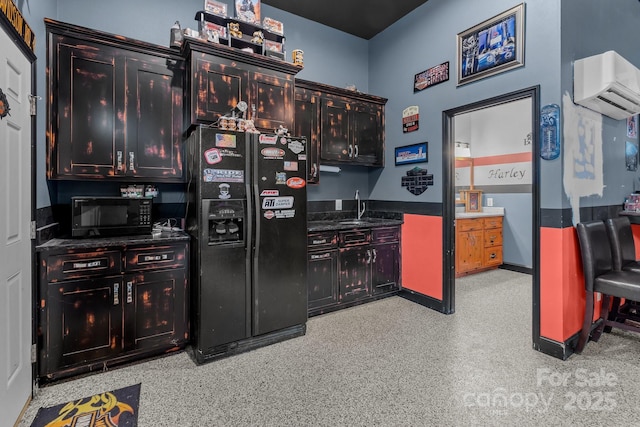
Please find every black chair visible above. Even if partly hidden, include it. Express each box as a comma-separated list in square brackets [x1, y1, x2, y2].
[575, 220, 640, 353]
[605, 216, 640, 325]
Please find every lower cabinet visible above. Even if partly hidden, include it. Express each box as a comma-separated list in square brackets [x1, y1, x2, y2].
[371, 228, 401, 296]
[307, 225, 400, 316]
[307, 231, 339, 311]
[37, 238, 189, 382]
[455, 216, 503, 277]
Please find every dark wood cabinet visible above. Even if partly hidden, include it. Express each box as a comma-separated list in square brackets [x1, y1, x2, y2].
[307, 225, 400, 316]
[46, 19, 185, 181]
[371, 227, 401, 296]
[183, 38, 300, 133]
[307, 231, 339, 311]
[295, 79, 387, 169]
[338, 246, 371, 302]
[47, 276, 124, 371]
[294, 87, 320, 183]
[37, 237, 189, 382]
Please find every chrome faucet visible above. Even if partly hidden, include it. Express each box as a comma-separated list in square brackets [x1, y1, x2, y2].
[355, 190, 366, 220]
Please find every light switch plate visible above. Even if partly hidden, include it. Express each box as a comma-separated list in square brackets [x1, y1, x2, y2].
[335, 199, 342, 210]
[487, 198, 494, 207]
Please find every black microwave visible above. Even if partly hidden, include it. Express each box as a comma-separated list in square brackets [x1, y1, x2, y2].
[71, 197, 153, 237]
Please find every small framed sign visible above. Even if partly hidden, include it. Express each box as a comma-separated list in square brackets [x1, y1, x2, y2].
[395, 142, 428, 166]
[414, 61, 449, 93]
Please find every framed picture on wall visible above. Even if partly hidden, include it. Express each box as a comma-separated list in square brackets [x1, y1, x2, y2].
[462, 189, 483, 212]
[457, 3, 525, 86]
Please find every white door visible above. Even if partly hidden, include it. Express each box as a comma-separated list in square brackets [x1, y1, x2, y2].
[0, 24, 33, 427]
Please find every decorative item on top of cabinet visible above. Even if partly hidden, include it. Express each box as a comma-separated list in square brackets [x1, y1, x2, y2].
[37, 237, 189, 382]
[182, 37, 300, 133]
[455, 216, 503, 277]
[294, 79, 387, 168]
[45, 19, 184, 181]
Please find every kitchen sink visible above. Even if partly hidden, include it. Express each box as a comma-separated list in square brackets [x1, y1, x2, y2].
[337, 219, 385, 225]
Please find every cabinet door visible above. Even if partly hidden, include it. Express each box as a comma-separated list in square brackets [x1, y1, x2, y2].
[338, 246, 370, 302]
[250, 71, 294, 132]
[456, 229, 484, 274]
[371, 242, 399, 295]
[320, 97, 351, 162]
[123, 269, 188, 350]
[45, 277, 123, 375]
[125, 56, 184, 179]
[294, 88, 320, 183]
[352, 103, 384, 166]
[191, 55, 250, 124]
[308, 250, 338, 311]
[53, 39, 124, 178]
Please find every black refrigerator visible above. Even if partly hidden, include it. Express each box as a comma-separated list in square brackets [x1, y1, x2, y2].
[186, 126, 308, 363]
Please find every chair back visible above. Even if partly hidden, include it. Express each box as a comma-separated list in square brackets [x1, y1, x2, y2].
[576, 220, 613, 291]
[605, 216, 637, 271]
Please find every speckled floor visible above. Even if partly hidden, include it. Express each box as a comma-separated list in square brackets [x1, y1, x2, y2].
[18, 269, 640, 426]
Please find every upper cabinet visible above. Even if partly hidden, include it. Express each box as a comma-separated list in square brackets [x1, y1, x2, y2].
[182, 38, 301, 133]
[295, 79, 387, 172]
[46, 19, 185, 181]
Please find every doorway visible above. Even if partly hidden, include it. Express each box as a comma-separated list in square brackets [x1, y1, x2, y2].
[442, 87, 541, 341]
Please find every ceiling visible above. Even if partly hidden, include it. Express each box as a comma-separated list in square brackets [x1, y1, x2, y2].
[262, 0, 430, 40]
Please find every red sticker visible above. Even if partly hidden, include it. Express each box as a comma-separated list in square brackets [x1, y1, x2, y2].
[264, 210, 275, 219]
[286, 177, 306, 189]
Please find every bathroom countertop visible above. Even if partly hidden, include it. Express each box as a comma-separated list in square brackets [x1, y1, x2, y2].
[455, 207, 505, 219]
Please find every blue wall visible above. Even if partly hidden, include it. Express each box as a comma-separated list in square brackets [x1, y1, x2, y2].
[23, 0, 370, 208]
[560, 0, 640, 216]
[21, 0, 640, 268]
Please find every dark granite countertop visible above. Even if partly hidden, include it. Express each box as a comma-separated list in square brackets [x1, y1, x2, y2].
[308, 211, 403, 232]
[36, 231, 190, 252]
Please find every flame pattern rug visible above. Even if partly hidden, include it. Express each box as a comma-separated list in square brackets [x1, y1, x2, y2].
[30, 383, 140, 427]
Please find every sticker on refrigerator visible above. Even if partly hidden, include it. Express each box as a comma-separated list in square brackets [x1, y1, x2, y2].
[262, 196, 294, 209]
[203, 168, 244, 182]
[288, 140, 304, 154]
[275, 172, 287, 184]
[286, 177, 306, 189]
[298, 154, 307, 161]
[264, 209, 296, 220]
[260, 189, 280, 196]
[283, 161, 298, 171]
[274, 209, 295, 219]
[218, 183, 231, 199]
[204, 148, 222, 164]
[215, 133, 237, 148]
[261, 147, 285, 159]
[259, 134, 278, 144]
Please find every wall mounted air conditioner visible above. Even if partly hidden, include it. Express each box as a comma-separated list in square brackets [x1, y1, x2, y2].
[574, 50, 640, 120]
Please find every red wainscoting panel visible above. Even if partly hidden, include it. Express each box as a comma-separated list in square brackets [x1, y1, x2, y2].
[632, 224, 640, 259]
[401, 214, 443, 300]
[540, 226, 601, 344]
